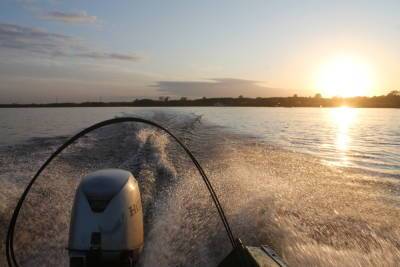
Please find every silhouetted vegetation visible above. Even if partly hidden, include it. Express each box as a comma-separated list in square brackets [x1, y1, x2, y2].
[1, 92, 400, 108]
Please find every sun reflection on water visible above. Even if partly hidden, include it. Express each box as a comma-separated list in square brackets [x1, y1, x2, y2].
[330, 107, 358, 165]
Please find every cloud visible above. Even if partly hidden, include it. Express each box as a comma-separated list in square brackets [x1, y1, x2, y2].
[0, 22, 74, 54]
[0, 23, 139, 62]
[155, 78, 295, 97]
[76, 52, 140, 61]
[40, 11, 97, 24]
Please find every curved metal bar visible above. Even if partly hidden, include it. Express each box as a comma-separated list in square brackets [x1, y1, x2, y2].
[6, 117, 236, 267]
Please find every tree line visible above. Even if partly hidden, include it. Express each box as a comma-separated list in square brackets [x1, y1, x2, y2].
[1, 91, 399, 108]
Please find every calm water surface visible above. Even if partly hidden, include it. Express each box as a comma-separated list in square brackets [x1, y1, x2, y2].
[0, 107, 399, 176]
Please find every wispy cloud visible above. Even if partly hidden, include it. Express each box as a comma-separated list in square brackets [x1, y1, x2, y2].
[0, 22, 74, 54]
[155, 78, 296, 97]
[76, 52, 140, 61]
[0, 23, 139, 62]
[40, 11, 97, 24]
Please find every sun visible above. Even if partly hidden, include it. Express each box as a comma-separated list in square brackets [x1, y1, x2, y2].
[315, 56, 375, 97]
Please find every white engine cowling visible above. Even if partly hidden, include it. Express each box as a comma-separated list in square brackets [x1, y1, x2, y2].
[68, 169, 144, 267]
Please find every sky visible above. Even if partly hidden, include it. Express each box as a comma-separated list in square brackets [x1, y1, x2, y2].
[0, 0, 399, 103]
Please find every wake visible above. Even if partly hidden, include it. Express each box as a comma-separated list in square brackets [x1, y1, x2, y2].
[0, 112, 399, 266]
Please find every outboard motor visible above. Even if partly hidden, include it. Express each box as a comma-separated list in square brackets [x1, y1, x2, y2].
[5, 118, 288, 267]
[68, 169, 144, 267]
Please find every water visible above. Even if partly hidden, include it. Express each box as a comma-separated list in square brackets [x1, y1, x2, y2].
[1, 107, 399, 176]
[0, 107, 399, 266]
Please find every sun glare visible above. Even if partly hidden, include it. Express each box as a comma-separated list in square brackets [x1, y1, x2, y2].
[315, 56, 375, 97]
[329, 106, 358, 166]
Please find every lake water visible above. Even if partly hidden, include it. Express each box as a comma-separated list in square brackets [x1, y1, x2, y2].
[0, 107, 400, 266]
[1, 107, 399, 176]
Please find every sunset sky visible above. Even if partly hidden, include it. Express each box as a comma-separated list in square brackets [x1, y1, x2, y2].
[0, 0, 399, 103]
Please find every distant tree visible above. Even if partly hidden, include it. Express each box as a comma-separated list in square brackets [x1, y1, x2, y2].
[388, 90, 400, 96]
[202, 96, 207, 100]
[180, 97, 187, 101]
[158, 96, 170, 102]
[238, 95, 244, 99]
[293, 94, 298, 98]
[314, 93, 322, 99]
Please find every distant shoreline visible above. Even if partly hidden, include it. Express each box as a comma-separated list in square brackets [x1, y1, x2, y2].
[1, 95, 399, 108]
